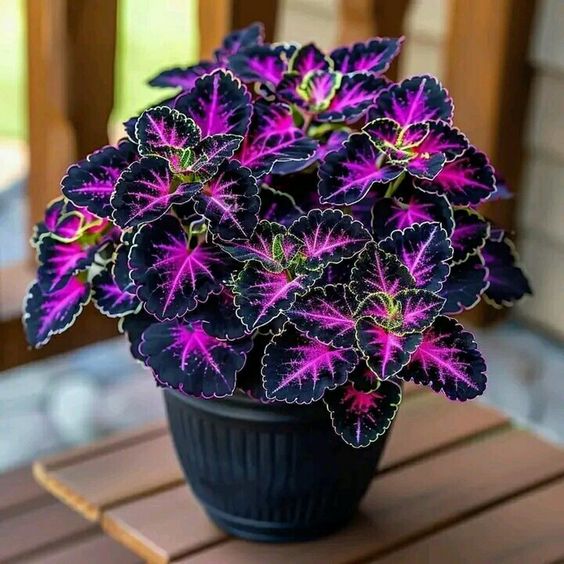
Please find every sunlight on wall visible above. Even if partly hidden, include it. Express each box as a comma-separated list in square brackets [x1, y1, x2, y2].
[112, 0, 199, 127]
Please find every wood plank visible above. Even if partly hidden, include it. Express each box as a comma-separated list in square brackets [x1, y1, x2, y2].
[34, 432, 182, 522]
[0, 465, 50, 517]
[381, 394, 507, 470]
[23, 533, 142, 564]
[178, 429, 564, 564]
[371, 478, 564, 564]
[102, 486, 223, 564]
[34, 391, 503, 527]
[0, 501, 94, 562]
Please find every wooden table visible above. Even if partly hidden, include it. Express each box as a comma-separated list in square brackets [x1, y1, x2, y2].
[26, 385, 564, 563]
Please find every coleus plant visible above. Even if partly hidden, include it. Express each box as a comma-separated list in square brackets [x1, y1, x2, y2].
[24, 23, 531, 448]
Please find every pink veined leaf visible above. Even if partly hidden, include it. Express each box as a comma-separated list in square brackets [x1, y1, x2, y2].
[238, 102, 318, 178]
[135, 106, 201, 169]
[288, 209, 371, 270]
[415, 146, 496, 206]
[450, 208, 490, 264]
[347, 361, 382, 393]
[288, 284, 357, 348]
[92, 265, 140, 318]
[111, 156, 200, 228]
[355, 318, 422, 379]
[317, 73, 389, 123]
[217, 220, 302, 272]
[233, 262, 321, 331]
[175, 69, 252, 137]
[480, 235, 532, 308]
[129, 215, 229, 320]
[214, 22, 264, 63]
[288, 42, 332, 74]
[324, 380, 402, 447]
[397, 316, 487, 401]
[61, 139, 138, 219]
[330, 37, 404, 75]
[262, 324, 358, 403]
[24, 276, 91, 348]
[318, 133, 403, 206]
[350, 242, 415, 299]
[379, 222, 453, 292]
[141, 319, 252, 398]
[440, 253, 489, 314]
[370, 74, 454, 128]
[228, 44, 293, 87]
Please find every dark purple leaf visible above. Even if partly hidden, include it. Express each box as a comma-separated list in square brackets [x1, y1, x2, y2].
[450, 208, 490, 263]
[440, 254, 488, 314]
[393, 289, 445, 333]
[112, 231, 136, 293]
[347, 361, 382, 393]
[190, 133, 243, 179]
[317, 74, 388, 123]
[363, 118, 429, 162]
[355, 318, 422, 379]
[288, 209, 370, 270]
[316, 129, 349, 162]
[92, 265, 140, 318]
[350, 242, 414, 298]
[175, 70, 252, 137]
[61, 139, 138, 219]
[238, 102, 318, 178]
[119, 311, 157, 362]
[371, 184, 454, 239]
[24, 276, 91, 348]
[481, 236, 532, 307]
[189, 288, 248, 340]
[314, 256, 357, 287]
[214, 22, 264, 63]
[325, 380, 401, 447]
[414, 121, 468, 162]
[37, 236, 99, 292]
[415, 146, 496, 206]
[141, 319, 251, 398]
[397, 316, 487, 401]
[355, 292, 402, 333]
[136, 106, 200, 170]
[148, 61, 217, 90]
[218, 220, 300, 271]
[228, 44, 291, 87]
[279, 70, 341, 112]
[129, 215, 228, 320]
[233, 263, 320, 330]
[194, 160, 259, 241]
[262, 324, 358, 403]
[318, 133, 402, 205]
[330, 37, 403, 75]
[288, 284, 357, 348]
[258, 186, 303, 225]
[370, 75, 454, 127]
[112, 156, 198, 228]
[379, 222, 453, 292]
[289, 42, 331, 74]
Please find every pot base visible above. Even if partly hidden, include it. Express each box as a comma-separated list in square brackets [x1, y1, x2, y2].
[204, 502, 353, 543]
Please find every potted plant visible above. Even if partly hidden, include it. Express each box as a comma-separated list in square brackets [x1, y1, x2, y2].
[24, 23, 531, 542]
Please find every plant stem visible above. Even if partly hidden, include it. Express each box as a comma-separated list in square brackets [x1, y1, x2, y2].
[384, 172, 405, 198]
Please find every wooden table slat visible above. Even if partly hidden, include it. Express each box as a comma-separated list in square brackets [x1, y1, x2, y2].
[34, 432, 182, 522]
[175, 429, 564, 564]
[0, 500, 94, 562]
[0, 465, 50, 517]
[33, 392, 506, 528]
[21, 532, 143, 564]
[371, 478, 564, 564]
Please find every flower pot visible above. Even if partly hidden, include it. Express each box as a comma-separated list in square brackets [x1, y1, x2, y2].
[164, 388, 392, 542]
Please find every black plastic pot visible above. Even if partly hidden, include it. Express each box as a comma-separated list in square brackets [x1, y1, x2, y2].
[164, 389, 392, 542]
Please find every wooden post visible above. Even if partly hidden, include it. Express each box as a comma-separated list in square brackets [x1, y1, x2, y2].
[445, 0, 536, 325]
[338, 0, 411, 80]
[198, 0, 279, 60]
[26, 0, 117, 226]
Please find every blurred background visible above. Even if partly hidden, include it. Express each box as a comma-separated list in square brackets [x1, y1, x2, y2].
[0, 0, 562, 473]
